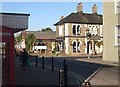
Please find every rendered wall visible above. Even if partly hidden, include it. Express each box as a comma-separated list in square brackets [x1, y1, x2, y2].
[103, 2, 119, 62]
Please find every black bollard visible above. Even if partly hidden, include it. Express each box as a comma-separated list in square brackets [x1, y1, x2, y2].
[63, 59, 66, 65]
[42, 56, 44, 69]
[20, 56, 22, 63]
[63, 59, 66, 73]
[36, 56, 38, 67]
[52, 56, 54, 72]
[19, 51, 22, 63]
[64, 64, 68, 86]
[59, 69, 64, 87]
[63, 59, 66, 71]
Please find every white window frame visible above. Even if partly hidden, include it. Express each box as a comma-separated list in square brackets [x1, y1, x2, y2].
[77, 25, 81, 35]
[115, 26, 120, 46]
[72, 25, 76, 35]
[92, 26, 97, 35]
[115, 0, 120, 14]
[72, 24, 81, 36]
[89, 26, 92, 34]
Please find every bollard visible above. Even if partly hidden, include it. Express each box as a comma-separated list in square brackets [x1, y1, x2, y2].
[19, 51, 22, 63]
[64, 64, 68, 86]
[20, 56, 22, 63]
[52, 56, 54, 72]
[63, 59, 66, 65]
[42, 56, 44, 69]
[63, 59, 66, 72]
[36, 56, 38, 67]
[59, 69, 64, 87]
[84, 82, 91, 87]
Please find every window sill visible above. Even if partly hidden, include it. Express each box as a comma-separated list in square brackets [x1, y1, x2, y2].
[114, 45, 120, 47]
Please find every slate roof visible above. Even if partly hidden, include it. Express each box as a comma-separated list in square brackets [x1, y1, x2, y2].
[23, 30, 56, 40]
[54, 12, 103, 26]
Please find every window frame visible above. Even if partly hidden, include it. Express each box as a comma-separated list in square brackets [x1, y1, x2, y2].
[72, 25, 76, 35]
[115, 25, 120, 46]
[115, 0, 120, 14]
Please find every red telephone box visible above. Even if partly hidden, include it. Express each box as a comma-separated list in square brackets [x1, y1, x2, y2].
[0, 12, 30, 86]
[0, 26, 14, 86]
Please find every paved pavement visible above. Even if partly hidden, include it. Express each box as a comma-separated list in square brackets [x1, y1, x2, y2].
[15, 55, 119, 86]
[75, 58, 119, 86]
[15, 56, 59, 85]
[15, 56, 81, 86]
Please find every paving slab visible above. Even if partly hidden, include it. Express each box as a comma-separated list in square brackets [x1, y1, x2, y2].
[15, 57, 59, 85]
[76, 58, 119, 86]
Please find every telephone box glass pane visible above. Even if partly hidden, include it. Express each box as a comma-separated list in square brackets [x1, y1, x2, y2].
[0, 42, 10, 86]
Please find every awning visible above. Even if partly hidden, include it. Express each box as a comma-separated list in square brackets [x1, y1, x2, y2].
[0, 12, 30, 33]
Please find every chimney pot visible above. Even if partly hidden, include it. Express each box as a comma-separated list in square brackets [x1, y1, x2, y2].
[77, 2, 83, 13]
[92, 4, 97, 14]
[78, 2, 82, 5]
[60, 16, 64, 20]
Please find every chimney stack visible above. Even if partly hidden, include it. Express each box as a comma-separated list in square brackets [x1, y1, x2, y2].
[60, 16, 64, 20]
[77, 2, 83, 13]
[92, 4, 97, 14]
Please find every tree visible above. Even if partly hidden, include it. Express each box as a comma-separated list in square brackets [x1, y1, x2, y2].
[25, 33, 36, 51]
[41, 27, 53, 31]
[14, 34, 22, 46]
[15, 34, 22, 43]
[96, 41, 103, 48]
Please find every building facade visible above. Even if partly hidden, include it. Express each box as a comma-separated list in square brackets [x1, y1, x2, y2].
[54, 3, 103, 55]
[21, 30, 56, 53]
[103, 1, 120, 62]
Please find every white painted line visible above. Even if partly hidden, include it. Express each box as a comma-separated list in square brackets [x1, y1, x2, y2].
[84, 67, 102, 82]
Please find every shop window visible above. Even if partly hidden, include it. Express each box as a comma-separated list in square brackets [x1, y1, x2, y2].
[38, 42, 41, 46]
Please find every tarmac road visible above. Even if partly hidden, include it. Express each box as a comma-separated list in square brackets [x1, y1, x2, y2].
[15, 55, 119, 86]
